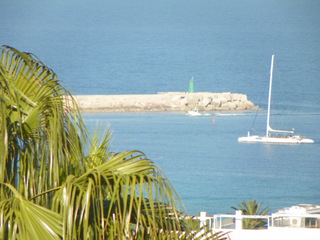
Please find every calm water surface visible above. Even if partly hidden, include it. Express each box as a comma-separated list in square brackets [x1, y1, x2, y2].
[84, 111, 320, 215]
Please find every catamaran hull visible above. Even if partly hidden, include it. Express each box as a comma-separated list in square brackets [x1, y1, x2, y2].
[238, 55, 314, 144]
[238, 136, 314, 144]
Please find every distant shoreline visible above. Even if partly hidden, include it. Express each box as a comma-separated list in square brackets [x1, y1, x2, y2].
[73, 92, 260, 113]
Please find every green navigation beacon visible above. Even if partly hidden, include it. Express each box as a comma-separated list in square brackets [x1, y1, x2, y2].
[188, 77, 194, 93]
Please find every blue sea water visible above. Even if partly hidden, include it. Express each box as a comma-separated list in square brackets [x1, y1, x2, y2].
[83, 111, 320, 215]
[1, 0, 320, 215]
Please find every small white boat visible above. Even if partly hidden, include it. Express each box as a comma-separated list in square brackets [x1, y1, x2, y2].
[186, 109, 201, 116]
[238, 55, 314, 144]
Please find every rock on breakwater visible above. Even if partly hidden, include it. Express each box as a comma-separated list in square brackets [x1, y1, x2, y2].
[74, 92, 260, 112]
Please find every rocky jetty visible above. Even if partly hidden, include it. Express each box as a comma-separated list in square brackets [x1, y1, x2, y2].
[74, 92, 260, 112]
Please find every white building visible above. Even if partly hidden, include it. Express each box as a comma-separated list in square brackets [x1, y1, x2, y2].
[272, 204, 320, 228]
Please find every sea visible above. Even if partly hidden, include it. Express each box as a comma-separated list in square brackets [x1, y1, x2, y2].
[1, 0, 320, 215]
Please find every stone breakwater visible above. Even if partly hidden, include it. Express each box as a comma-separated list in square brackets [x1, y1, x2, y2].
[73, 92, 260, 112]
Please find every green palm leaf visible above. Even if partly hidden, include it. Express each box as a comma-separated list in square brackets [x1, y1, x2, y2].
[49, 150, 184, 239]
[0, 184, 62, 240]
[231, 200, 271, 229]
[1, 46, 227, 239]
[0, 45, 87, 200]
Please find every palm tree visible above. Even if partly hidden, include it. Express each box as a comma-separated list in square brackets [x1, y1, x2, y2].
[0, 46, 226, 239]
[231, 200, 271, 229]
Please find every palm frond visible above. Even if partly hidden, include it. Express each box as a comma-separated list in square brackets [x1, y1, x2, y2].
[0, 183, 62, 240]
[231, 200, 271, 229]
[85, 125, 112, 169]
[1, 45, 209, 239]
[0, 45, 88, 201]
[49, 150, 185, 239]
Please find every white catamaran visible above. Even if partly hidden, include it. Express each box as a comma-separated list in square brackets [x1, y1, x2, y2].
[238, 55, 314, 144]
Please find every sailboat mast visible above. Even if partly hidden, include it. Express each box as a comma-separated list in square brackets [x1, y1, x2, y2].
[266, 54, 275, 137]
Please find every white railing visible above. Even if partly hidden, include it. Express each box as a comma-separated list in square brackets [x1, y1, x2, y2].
[192, 211, 320, 230]
[212, 210, 270, 230]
